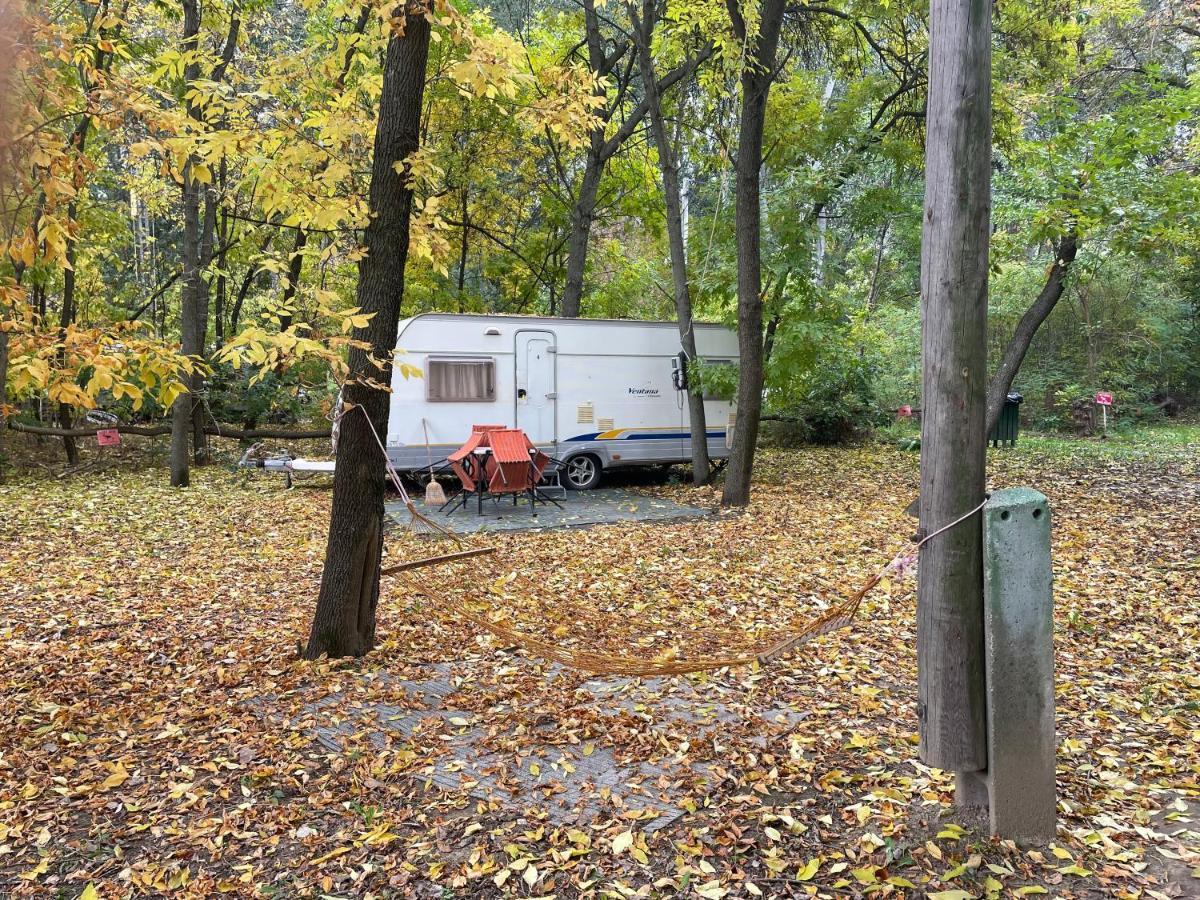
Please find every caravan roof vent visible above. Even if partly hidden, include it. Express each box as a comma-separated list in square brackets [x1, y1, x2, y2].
[484, 327, 501, 336]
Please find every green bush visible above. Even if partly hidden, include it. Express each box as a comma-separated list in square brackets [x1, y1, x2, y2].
[767, 338, 887, 444]
[205, 363, 330, 429]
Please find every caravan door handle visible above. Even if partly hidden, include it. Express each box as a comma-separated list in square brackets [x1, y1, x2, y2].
[545, 392, 558, 399]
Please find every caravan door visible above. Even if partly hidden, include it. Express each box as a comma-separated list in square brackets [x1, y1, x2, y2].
[515, 330, 556, 445]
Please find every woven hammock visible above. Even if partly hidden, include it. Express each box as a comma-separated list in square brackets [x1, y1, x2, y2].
[395, 563, 887, 676]
[384, 500, 988, 676]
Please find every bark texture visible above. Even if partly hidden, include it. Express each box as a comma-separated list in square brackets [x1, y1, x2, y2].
[917, 0, 991, 780]
[169, 166, 201, 484]
[560, 145, 604, 317]
[628, 0, 709, 483]
[720, 0, 786, 506]
[214, 160, 229, 347]
[0, 329, 9, 473]
[170, 0, 201, 488]
[57, 198, 82, 465]
[304, 3, 431, 660]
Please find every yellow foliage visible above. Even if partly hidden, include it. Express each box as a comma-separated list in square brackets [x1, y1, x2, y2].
[5, 318, 195, 413]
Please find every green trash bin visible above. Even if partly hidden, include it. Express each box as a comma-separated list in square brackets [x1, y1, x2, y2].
[989, 391, 1023, 447]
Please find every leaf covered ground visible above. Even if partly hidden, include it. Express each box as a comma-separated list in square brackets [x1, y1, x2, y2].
[0, 434, 1198, 898]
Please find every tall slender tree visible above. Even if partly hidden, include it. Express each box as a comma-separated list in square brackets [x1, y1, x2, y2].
[720, 0, 786, 507]
[170, 1, 239, 486]
[559, 0, 710, 318]
[305, 1, 432, 659]
[917, 0, 992, 806]
[627, 0, 711, 483]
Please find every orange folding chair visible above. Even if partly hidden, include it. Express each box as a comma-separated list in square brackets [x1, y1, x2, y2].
[442, 429, 492, 514]
[486, 429, 560, 511]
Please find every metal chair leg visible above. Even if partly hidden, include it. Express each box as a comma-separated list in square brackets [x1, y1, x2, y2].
[441, 491, 469, 515]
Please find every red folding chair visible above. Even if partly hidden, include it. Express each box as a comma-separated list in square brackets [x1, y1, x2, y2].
[486, 429, 560, 511]
[442, 429, 491, 514]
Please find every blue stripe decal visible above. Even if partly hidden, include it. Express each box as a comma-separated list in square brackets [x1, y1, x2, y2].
[564, 430, 726, 442]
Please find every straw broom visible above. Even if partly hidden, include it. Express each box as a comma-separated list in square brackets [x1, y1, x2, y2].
[421, 419, 446, 506]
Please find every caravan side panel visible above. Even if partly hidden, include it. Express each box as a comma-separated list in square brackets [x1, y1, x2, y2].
[386, 317, 519, 469]
[385, 314, 738, 472]
[555, 349, 686, 467]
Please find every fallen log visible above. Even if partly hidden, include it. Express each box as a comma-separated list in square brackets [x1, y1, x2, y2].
[7, 421, 332, 441]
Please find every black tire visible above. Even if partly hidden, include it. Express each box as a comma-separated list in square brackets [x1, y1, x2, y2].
[562, 453, 602, 490]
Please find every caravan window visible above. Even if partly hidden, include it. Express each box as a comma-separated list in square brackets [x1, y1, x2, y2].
[426, 357, 496, 402]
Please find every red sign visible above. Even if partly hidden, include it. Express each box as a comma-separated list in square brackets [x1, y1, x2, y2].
[96, 428, 121, 446]
[897, 405, 913, 419]
[1095, 392, 1114, 406]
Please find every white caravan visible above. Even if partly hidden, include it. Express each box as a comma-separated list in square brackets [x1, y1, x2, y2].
[386, 313, 739, 489]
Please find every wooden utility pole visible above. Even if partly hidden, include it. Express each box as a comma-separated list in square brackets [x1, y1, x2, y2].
[917, 0, 992, 803]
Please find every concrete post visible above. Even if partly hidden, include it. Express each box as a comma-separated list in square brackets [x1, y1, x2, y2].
[982, 487, 1056, 842]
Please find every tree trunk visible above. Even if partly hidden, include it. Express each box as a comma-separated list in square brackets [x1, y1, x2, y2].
[917, 0, 991, 799]
[171, 1, 237, 483]
[171, 171, 200, 486]
[985, 232, 1078, 435]
[58, 199, 82, 465]
[866, 220, 889, 313]
[56, 402, 78, 463]
[558, 0, 621, 319]
[557, 4, 707, 319]
[305, 2, 431, 660]
[231, 233, 272, 336]
[214, 158, 229, 348]
[456, 187, 469, 307]
[0, 328, 8, 474]
[559, 143, 604, 318]
[171, 0, 202, 486]
[1079, 278, 1097, 384]
[720, 0, 786, 507]
[277, 228, 308, 331]
[191, 188, 217, 465]
[629, 0, 708, 484]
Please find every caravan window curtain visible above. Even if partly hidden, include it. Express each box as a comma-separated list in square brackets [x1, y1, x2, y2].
[426, 357, 496, 402]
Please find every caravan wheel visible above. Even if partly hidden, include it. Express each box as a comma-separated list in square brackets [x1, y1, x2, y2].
[563, 454, 601, 490]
